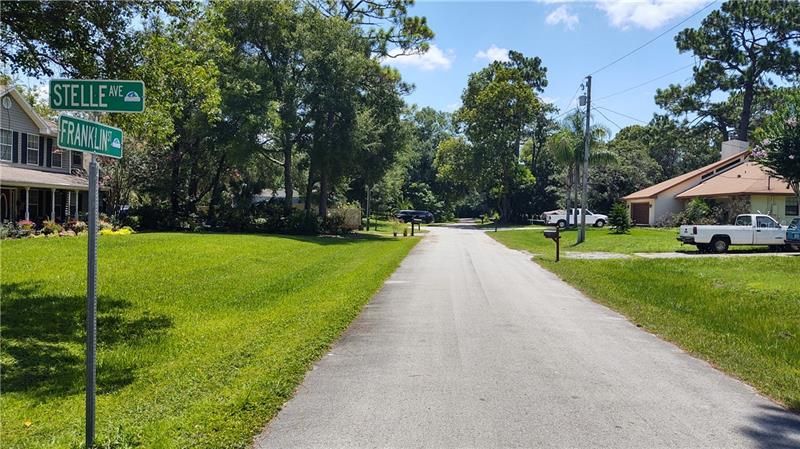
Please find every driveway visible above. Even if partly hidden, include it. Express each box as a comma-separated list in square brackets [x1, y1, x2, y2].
[254, 225, 800, 449]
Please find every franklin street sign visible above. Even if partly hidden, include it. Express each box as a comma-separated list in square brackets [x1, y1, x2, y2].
[58, 115, 123, 159]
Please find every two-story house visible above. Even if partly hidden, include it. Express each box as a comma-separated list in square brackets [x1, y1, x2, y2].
[0, 84, 92, 223]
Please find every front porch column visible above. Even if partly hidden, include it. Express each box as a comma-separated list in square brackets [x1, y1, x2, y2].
[25, 187, 30, 221]
[51, 188, 56, 221]
[74, 190, 80, 219]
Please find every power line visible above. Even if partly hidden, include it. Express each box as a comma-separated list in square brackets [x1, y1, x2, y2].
[552, 81, 586, 121]
[595, 63, 694, 101]
[592, 107, 623, 130]
[560, 82, 583, 112]
[594, 106, 648, 124]
[589, 0, 717, 76]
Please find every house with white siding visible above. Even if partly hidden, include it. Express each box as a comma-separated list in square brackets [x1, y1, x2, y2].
[0, 85, 93, 223]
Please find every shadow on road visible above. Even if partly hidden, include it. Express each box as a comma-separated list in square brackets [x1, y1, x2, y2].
[739, 404, 800, 449]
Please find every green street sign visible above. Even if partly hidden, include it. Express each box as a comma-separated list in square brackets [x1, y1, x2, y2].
[49, 79, 145, 113]
[58, 115, 123, 159]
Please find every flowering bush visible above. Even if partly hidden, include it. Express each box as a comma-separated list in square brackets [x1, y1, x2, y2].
[100, 226, 134, 236]
[17, 219, 35, 231]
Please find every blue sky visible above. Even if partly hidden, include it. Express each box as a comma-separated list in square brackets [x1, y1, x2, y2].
[384, 0, 718, 131]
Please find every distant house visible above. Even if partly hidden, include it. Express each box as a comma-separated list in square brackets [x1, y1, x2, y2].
[622, 139, 798, 225]
[252, 189, 304, 208]
[0, 85, 92, 223]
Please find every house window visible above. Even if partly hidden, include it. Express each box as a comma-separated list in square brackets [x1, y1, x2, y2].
[787, 196, 799, 217]
[52, 148, 63, 168]
[0, 129, 11, 161]
[27, 134, 39, 165]
[72, 151, 82, 167]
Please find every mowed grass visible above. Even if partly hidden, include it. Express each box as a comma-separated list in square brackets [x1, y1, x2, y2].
[535, 257, 800, 410]
[491, 226, 770, 256]
[1, 232, 418, 448]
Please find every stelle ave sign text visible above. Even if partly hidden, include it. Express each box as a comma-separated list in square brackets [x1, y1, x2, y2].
[49, 79, 145, 113]
[58, 115, 123, 159]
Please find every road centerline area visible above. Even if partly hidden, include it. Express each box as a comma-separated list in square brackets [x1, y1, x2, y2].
[254, 225, 800, 449]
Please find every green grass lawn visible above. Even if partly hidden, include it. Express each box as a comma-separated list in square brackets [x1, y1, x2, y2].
[1, 232, 418, 449]
[491, 227, 800, 410]
[491, 226, 770, 256]
[536, 257, 800, 410]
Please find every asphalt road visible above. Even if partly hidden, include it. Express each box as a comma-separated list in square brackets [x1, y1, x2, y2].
[254, 225, 800, 449]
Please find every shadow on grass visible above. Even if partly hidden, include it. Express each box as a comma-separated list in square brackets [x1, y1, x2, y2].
[1, 282, 172, 399]
[739, 404, 800, 449]
[253, 232, 411, 246]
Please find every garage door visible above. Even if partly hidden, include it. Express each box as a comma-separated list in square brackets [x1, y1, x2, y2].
[631, 203, 649, 225]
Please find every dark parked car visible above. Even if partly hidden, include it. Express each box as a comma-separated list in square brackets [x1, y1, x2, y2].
[396, 210, 434, 224]
[787, 218, 800, 250]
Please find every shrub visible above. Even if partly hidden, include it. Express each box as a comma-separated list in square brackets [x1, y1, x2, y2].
[69, 220, 89, 233]
[608, 202, 631, 234]
[41, 220, 63, 235]
[672, 198, 716, 225]
[0, 222, 14, 239]
[100, 227, 133, 236]
[285, 210, 320, 235]
[389, 218, 404, 237]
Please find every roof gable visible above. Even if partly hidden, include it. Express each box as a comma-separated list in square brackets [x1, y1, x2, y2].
[0, 86, 55, 136]
[622, 150, 750, 200]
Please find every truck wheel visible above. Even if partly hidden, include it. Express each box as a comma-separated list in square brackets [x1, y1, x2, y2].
[557, 220, 567, 229]
[710, 237, 729, 254]
[595, 219, 606, 228]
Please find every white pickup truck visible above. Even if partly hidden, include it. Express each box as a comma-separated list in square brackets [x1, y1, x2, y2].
[542, 209, 608, 228]
[678, 214, 786, 253]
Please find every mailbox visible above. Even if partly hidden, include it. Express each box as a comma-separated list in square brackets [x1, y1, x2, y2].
[543, 227, 561, 261]
[411, 218, 420, 236]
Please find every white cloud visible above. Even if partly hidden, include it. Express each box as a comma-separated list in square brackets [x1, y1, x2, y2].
[475, 45, 510, 63]
[383, 45, 454, 71]
[545, 5, 579, 30]
[594, 0, 707, 30]
[541, 96, 559, 105]
[444, 102, 460, 112]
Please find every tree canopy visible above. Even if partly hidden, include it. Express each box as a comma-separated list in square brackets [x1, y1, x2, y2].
[656, 0, 800, 141]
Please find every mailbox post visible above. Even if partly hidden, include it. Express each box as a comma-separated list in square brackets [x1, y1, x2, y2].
[543, 227, 561, 262]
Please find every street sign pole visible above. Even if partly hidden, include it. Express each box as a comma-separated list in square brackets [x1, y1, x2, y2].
[86, 115, 99, 449]
[51, 80, 138, 448]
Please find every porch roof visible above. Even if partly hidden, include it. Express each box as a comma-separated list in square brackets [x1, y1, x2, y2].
[0, 164, 89, 190]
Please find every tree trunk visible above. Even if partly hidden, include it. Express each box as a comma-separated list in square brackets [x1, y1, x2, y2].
[305, 159, 314, 213]
[319, 171, 329, 218]
[207, 153, 227, 223]
[738, 81, 755, 141]
[283, 138, 293, 214]
[169, 142, 183, 226]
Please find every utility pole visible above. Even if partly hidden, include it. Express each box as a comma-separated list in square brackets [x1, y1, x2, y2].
[578, 75, 591, 244]
[365, 184, 371, 231]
